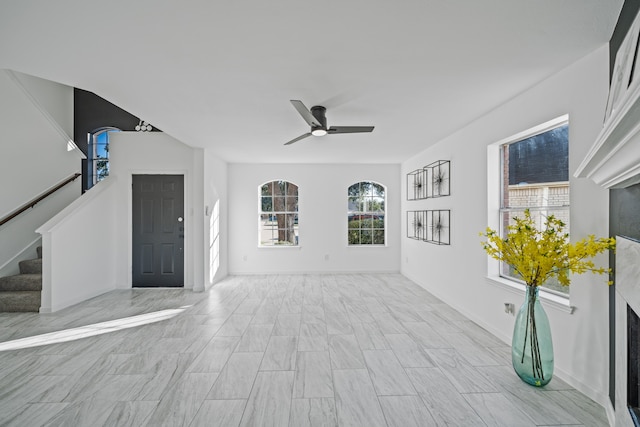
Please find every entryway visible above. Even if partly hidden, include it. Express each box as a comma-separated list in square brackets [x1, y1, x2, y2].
[132, 174, 184, 287]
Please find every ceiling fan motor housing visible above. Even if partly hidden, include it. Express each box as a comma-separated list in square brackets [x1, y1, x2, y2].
[310, 105, 327, 131]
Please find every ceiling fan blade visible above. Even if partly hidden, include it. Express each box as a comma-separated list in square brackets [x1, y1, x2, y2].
[328, 126, 374, 134]
[284, 132, 312, 145]
[290, 100, 322, 127]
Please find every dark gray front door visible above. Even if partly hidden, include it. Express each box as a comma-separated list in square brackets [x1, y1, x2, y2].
[132, 175, 184, 287]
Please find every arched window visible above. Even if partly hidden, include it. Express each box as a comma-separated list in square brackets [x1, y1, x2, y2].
[348, 181, 385, 245]
[87, 127, 120, 189]
[260, 180, 299, 246]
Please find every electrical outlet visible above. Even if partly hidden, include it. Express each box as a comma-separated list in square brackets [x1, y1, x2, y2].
[504, 302, 514, 314]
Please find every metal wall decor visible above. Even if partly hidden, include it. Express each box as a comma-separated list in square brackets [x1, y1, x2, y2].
[406, 160, 451, 244]
[407, 210, 426, 240]
[407, 168, 427, 200]
[425, 209, 450, 245]
[425, 160, 450, 198]
[406, 160, 450, 200]
[406, 209, 450, 245]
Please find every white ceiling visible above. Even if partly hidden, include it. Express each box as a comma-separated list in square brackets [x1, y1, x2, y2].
[0, 0, 624, 164]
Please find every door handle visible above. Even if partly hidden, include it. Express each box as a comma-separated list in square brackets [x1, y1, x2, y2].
[178, 217, 183, 222]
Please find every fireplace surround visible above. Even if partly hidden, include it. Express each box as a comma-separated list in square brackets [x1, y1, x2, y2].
[615, 236, 640, 426]
[627, 305, 640, 423]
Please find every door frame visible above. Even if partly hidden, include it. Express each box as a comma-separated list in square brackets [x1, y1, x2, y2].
[125, 169, 190, 289]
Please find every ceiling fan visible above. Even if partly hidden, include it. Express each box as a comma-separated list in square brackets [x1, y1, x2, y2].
[284, 100, 374, 145]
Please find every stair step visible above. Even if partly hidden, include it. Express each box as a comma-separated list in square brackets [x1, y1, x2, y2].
[0, 291, 40, 312]
[0, 274, 42, 292]
[19, 258, 42, 275]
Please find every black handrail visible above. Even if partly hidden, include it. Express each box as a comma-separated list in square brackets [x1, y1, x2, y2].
[0, 173, 82, 228]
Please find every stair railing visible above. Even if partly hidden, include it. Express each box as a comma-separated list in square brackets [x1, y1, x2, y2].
[0, 173, 81, 228]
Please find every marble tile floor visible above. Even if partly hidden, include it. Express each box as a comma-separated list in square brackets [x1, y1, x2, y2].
[0, 274, 609, 426]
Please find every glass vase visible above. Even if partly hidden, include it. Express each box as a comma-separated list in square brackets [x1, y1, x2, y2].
[511, 285, 554, 387]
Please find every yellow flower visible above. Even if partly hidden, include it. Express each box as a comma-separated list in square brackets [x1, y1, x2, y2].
[480, 210, 615, 287]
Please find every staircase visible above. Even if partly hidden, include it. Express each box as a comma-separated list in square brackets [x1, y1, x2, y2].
[0, 247, 42, 312]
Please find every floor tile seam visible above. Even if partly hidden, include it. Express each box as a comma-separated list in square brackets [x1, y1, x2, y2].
[460, 389, 546, 427]
[169, 373, 220, 427]
[364, 350, 419, 397]
[413, 388, 491, 427]
[364, 366, 395, 427]
[458, 390, 505, 395]
[0, 402, 71, 427]
[292, 346, 337, 426]
[234, 317, 285, 401]
[200, 397, 249, 402]
[373, 391, 421, 397]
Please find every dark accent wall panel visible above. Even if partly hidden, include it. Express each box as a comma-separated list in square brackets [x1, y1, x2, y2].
[74, 88, 141, 154]
[610, 183, 640, 407]
[611, 184, 640, 240]
[74, 88, 160, 192]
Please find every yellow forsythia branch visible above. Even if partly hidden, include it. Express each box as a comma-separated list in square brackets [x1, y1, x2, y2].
[480, 210, 615, 287]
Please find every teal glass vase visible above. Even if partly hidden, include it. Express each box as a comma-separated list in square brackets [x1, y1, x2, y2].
[511, 285, 554, 387]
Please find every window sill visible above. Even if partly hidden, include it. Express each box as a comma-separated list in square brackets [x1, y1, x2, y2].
[485, 276, 574, 314]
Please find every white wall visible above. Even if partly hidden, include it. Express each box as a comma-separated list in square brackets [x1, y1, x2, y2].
[109, 132, 209, 290]
[401, 46, 611, 404]
[37, 178, 117, 312]
[0, 70, 80, 275]
[203, 149, 228, 287]
[13, 71, 73, 138]
[228, 163, 400, 274]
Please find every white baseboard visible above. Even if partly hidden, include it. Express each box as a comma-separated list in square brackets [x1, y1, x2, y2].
[604, 393, 615, 427]
[44, 286, 114, 313]
[226, 270, 401, 276]
[402, 270, 512, 344]
[201, 273, 229, 291]
[553, 364, 611, 415]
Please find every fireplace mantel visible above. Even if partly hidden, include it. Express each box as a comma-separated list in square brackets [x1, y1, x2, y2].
[575, 79, 640, 189]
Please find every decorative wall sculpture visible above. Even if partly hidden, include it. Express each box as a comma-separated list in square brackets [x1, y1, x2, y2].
[407, 210, 426, 240]
[406, 160, 451, 244]
[425, 209, 450, 245]
[425, 160, 450, 198]
[407, 160, 450, 200]
[407, 169, 427, 200]
[407, 209, 450, 245]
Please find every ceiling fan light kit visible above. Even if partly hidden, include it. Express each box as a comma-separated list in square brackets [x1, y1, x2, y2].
[285, 100, 374, 145]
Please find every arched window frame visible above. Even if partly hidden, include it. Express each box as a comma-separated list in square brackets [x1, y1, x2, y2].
[87, 126, 120, 189]
[347, 181, 386, 246]
[259, 180, 299, 247]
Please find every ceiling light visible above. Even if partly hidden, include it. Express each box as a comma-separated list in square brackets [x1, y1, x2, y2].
[312, 128, 327, 137]
[135, 120, 153, 132]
